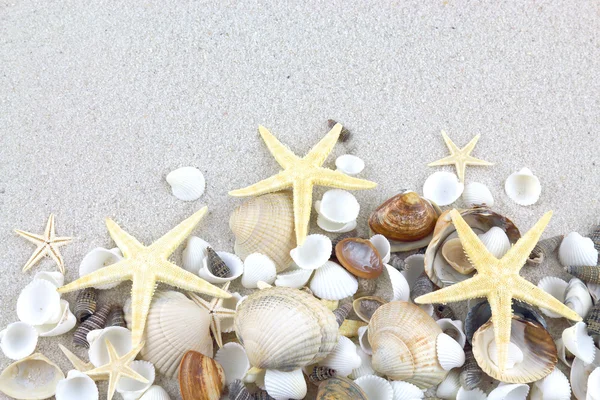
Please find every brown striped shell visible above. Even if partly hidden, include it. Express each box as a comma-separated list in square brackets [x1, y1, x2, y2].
[316, 377, 368, 400]
[74, 288, 97, 323]
[73, 304, 110, 348]
[106, 306, 126, 328]
[206, 247, 231, 278]
[585, 302, 600, 336]
[179, 351, 225, 400]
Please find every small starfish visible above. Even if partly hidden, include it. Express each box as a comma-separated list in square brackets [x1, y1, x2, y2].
[187, 281, 236, 348]
[85, 340, 148, 400]
[229, 124, 377, 244]
[59, 344, 95, 371]
[428, 130, 493, 182]
[15, 214, 72, 274]
[415, 209, 581, 374]
[58, 207, 231, 346]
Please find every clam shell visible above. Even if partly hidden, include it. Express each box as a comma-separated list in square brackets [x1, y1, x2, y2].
[335, 238, 384, 279]
[565, 278, 593, 318]
[317, 213, 357, 233]
[335, 154, 365, 176]
[348, 347, 376, 379]
[74, 288, 97, 323]
[462, 182, 494, 208]
[423, 171, 464, 206]
[78, 247, 123, 289]
[316, 376, 368, 400]
[33, 270, 64, 288]
[436, 332, 465, 370]
[562, 322, 595, 364]
[88, 326, 132, 367]
[315, 189, 360, 224]
[55, 370, 98, 400]
[0, 353, 65, 400]
[441, 237, 474, 275]
[241, 253, 277, 289]
[559, 232, 598, 267]
[354, 375, 393, 400]
[290, 234, 332, 270]
[384, 264, 410, 302]
[274, 265, 313, 289]
[436, 318, 466, 348]
[230, 193, 296, 272]
[456, 387, 486, 400]
[529, 368, 571, 400]
[504, 167, 541, 206]
[0, 322, 38, 360]
[182, 236, 211, 274]
[215, 342, 250, 386]
[370, 234, 391, 263]
[537, 277, 569, 318]
[353, 296, 387, 323]
[571, 347, 600, 400]
[264, 369, 307, 400]
[139, 385, 171, 400]
[17, 279, 62, 326]
[391, 381, 424, 400]
[116, 360, 155, 400]
[35, 299, 76, 337]
[436, 368, 460, 399]
[319, 336, 361, 377]
[74, 304, 111, 349]
[198, 251, 244, 283]
[178, 350, 225, 400]
[166, 166, 205, 201]
[309, 261, 358, 300]
[488, 383, 529, 400]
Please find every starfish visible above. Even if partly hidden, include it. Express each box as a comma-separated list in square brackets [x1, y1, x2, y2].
[428, 130, 493, 182]
[15, 214, 72, 274]
[59, 344, 94, 373]
[187, 281, 236, 348]
[415, 209, 581, 373]
[85, 340, 148, 400]
[58, 207, 231, 346]
[229, 124, 377, 244]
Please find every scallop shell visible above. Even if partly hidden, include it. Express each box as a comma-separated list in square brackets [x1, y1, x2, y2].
[139, 385, 171, 400]
[290, 234, 332, 270]
[198, 251, 244, 283]
[335, 154, 365, 175]
[74, 288, 98, 323]
[562, 322, 595, 364]
[55, 370, 99, 400]
[0, 322, 38, 360]
[309, 261, 358, 300]
[316, 376, 368, 400]
[354, 375, 394, 400]
[391, 381, 424, 400]
[88, 326, 132, 367]
[17, 279, 62, 326]
[348, 347, 376, 379]
[0, 353, 65, 400]
[274, 265, 313, 289]
[230, 193, 296, 272]
[384, 264, 410, 302]
[74, 304, 111, 348]
[78, 247, 123, 289]
[527, 235, 563, 267]
[370, 234, 391, 264]
[436, 369, 460, 400]
[242, 253, 277, 289]
[33, 270, 64, 288]
[456, 387, 487, 400]
[35, 299, 76, 337]
[315, 189, 360, 224]
[504, 167, 541, 206]
[537, 277, 569, 318]
[166, 166, 206, 201]
[353, 296, 387, 323]
[529, 368, 571, 400]
[319, 336, 361, 377]
[436, 333, 465, 370]
[436, 318, 466, 348]
[479, 226, 511, 258]
[564, 278, 593, 318]
[182, 236, 211, 274]
[488, 383, 529, 400]
[423, 171, 464, 206]
[234, 287, 339, 371]
[116, 360, 155, 400]
[462, 182, 494, 208]
[228, 380, 253, 400]
[178, 350, 225, 400]
[559, 232, 598, 267]
[215, 342, 250, 386]
[264, 369, 307, 400]
[571, 347, 600, 400]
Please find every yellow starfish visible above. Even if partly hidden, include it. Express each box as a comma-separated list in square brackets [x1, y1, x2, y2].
[428, 130, 493, 182]
[58, 207, 230, 346]
[187, 281, 236, 348]
[229, 124, 377, 244]
[415, 209, 581, 373]
[58, 344, 94, 373]
[85, 340, 148, 400]
[15, 214, 72, 274]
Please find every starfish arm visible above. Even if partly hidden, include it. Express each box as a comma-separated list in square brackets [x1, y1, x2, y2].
[461, 134, 481, 154]
[58, 260, 131, 294]
[487, 291, 514, 372]
[449, 209, 496, 273]
[292, 178, 314, 245]
[513, 278, 582, 321]
[503, 211, 553, 272]
[427, 155, 458, 167]
[45, 214, 56, 239]
[47, 246, 66, 274]
[303, 123, 342, 166]
[441, 130, 460, 153]
[187, 292, 212, 311]
[414, 274, 489, 304]
[53, 236, 73, 246]
[465, 155, 494, 166]
[59, 344, 93, 372]
[106, 372, 119, 400]
[120, 366, 150, 383]
[21, 245, 48, 272]
[155, 261, 232, 299]
[229, 171, 291, 197]
[148, 207, 208, 257]
[14, 229, 45, 245]
[313, 168, 378, 190]
[129, 273, 159, 346]
[258, 125, 300, 169]
[211, 316, 224, 348]
[105, 219, 144, 258]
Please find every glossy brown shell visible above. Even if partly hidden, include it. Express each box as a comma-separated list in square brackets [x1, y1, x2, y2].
[316, 377, 368, 400]
[178, 351, 225, 400]
[335, 238, 384, 279]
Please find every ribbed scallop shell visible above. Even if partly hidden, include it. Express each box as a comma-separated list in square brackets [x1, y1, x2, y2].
[234, 287, 339, 371]
[462, 182, 494, 208]
[390, 380, 424, 400]
[264, 369, 307, 400]
[139, 385, 171, 400]
[319, 336, 361, 377]
[488, 383, 529, 400]
[530, 368, 571, 400]
[559, 232, 598, 267]
[354, 375, 394, 400]
[165, 166, 205, 201]
[309, 261, 358, 300]
[241, 253, 277, 289]
[564, 278, 593, 318]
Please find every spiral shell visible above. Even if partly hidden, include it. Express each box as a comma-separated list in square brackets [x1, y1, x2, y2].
[309, 366, 336, 383]
[106, 306, 126, 328]
[74, 288, 97, 323]
[332, 303, 352, 327]
[73, 304, 111, 348]
[565, 265, 600, 284]
[590, 225, 600, 252]
[527, 235, 563, 266]
[585, 302, 600, 336]
[434, 304, 456, 320]
[316, 377, 368, 400]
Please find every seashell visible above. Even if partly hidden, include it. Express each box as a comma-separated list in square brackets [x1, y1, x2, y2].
[504, 167, 541, 206]
[182, 236, 211, 274]
[178, 350, 225, 400]
[139, 385, 171, 400]
[33, 270, 64, 287]
[74, 288, 98, 323]
[401, 254, 426, 288]
[391, 380, 424, 400]
[488, 383, 529, 400]
[199, 250, 244, 284]
[335, 238, 384, 279]
[230, 193, 296, 272]
[436, 318, 466, 348]
[384, 264, 410, 302]
[332, 303, 352, 326]
[436, 369, 460, 399]
[215, 342, 250, 386]
[228, 380, 253, 400]
[234, 287, 339, 371]
[355, 277, 378, 298]
[330, 230, 358, 256]
[370, 234, 391, 263]
[527, 235, 563, 267]
[242, 253, 277, 289]
[456, 387, 487, 400]
[290, 234, 332, 270]
[309, 261, 358, 300]
[537, 277, 569, 318]
[585, 302, 600, 336]
[17, 279, 62, 326]
[264, 369, 307, 400]
[441, 237, 474, 274]
[206, 247, 232, 278]
[348, 347, 375, 379]
[460, 344, 482, 390]
[565, 265, 600, 285]
[335, 154, 365, 175]
[462, 182, 494, 208]
[434, 304, 456, 321]
[410, 273, 434, 300]
[166, 166, 205, 201]
[116, 360, 155, 400]
[555, 338, 574, 368]
[588, 368, 600, 400]
[316, 376, 368, 400]
[319, 336, 361, 377]
[78, 247, 123, 289]
[35, 299, 76, 337]
[0, 353, 65, 399]
[565, 278, 593, 318]
[423, 171, 464, 206]
[478, 226, 511, 258]
[73, 304, 111, 348]
[317, 213, 357, 233]
[88, 326, 132, 367]
[106, 305, 126, 328]
[436, 333, 465, 370]
[529, 368, 571, 400]
[587, 282, 600, 304]
[571, 346, 600, 400]
[358, 326, 372, 355]
[0, 322, 38, 360]
[590, 224, 600, 252]
[338, 319, 366, 338]
[354, 375, 394, 400]
[369, 301, 447, 389]
[55, 369, 98, 400]
[274, 265, 313, 289]
[308, 366, 336, 383]
[559, 232, 598, 267]
[315, 189, 360, 224]
[353, 296, 387, 323]
[562, 322, 595, 364]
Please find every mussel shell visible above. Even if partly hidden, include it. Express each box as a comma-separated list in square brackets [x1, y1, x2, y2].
[178, 350, 225, 400]
[316, 377, 368, 400]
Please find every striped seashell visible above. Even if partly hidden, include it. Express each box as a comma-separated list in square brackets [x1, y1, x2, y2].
[332, 303, 352, 327]
[254, 391, 276, 400]
[565, 265, 600, 284]
[309, 366, 336, 383]
[106, 306, 126, 328]
[331, 230, 358, 257]
[527, 235, 564, 266]
[355, 278, 377, 298]
[590, 225, 600, 252]
[459, 345, 482, 390]
[584, 302, 600, 336]
[434, 304, 456, 320]
[206, 247, 231, 278]
[73, 304, 111, 348]
[228, 379, 252, 400]
[74, 288, 97, 323]
[410, 273, 434, 300]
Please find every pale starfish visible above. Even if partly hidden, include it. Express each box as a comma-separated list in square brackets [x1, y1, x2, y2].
[229, 124, 377, 245]
[58, 344, 94, 373]
[428, 130, 493, 182]
[415, 209, 581, 373]
[85, 340, 148, 400]
[15, 214, 72, 274]
[58, 207, 231, 346]
[187, 281, 237, 348]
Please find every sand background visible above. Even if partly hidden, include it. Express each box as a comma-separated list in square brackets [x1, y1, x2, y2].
[1, 0, 599, 399]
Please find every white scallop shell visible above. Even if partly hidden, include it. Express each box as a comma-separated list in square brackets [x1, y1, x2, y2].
[456, 387, 487, 400]
[319, 336, 362, 377]
[139, 385, 171, 400]
[558, 232, 598, 267]
[530, 368, 571, 400]
[274, 265, 313, 289]
[478, 227, 511, 258]
[358, 326, 372, 355]
[309, 261, 358, 300]
[348, 347, 376, 379]
[555, 338, 574, 368]
[588, 367, 600, 400]
[116, 360, 155, 400]
[165, 166, 205, 201]
[17, 279, 62, 326]
[462, 182, 494, 208]
[537, 277, 569, 318]
[181, 236, 211, 274]
[35, 299, 76, 337]
[315, 189, 360, 224]
[488, 383, 529, 400]
[436, 368, 460, 399]
[0, 353, 65, 400]
[335, 154, 365, 176]
[290, 234, 332, 270]
[55, 370, 98, 400]
[385, 264, 410, 302]
[88, 326, 132, 367]
[215, 342, 250, 386]
[79, 247, 123, 289]
[354, 375, 394, 400]
[0, 322, 38, 360]
[504, 167, 541, 206]
[33, 271, 64, 288]
[564, 278, 593, 318]
[242, 253, 277, 289]
[198, 251, 244, 283]
[370, 234, 391, 263]
[316, 214, 358, 233]
[436, 318, 466, 348]
[571, 347, 600, 400]
[436, 332, 465, 370]
[401, 254, 426, 289]
[391, 380, 424, 400]
[264, 369, 307, 400]
[562, 322, 595, 364]
[423, 171, 464, 206]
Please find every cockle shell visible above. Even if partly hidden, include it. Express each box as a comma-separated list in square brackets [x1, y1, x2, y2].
[555, 338, 575, 367]
[35, 299, 76, 337]
[527, 235, 563, 267]
[462, 182, 494, 208]
[315, 189, 360, 224]
[488, 383, 529, 400]
[565, 278, 593, 318]
[182, 236, 211, 274]
[436, 369, 460, 399]
[571, 347, 600, 400]
[335, 154, 365, 175]
[178, 351, 225, 400]
[319, 336, 361, 377]
[384, 264, 410, 302]
[436, 318, 466, 348]
[55, 370, 99, 400]
[0, 353, 65, 400]
[478, 226, 511, 258]
[309, 261, 358, 300]
[317, 213, 357, 233]
[504, 167, 541, 206]
[456, 387, 487, 400]
[0, 322, 38, 360]
[74, 288, 97, 323]
[436, 333, 465, 370]
[537, 277, 569, 318]
[79, 247, 123, 289]
[370, 234, 391, 264]
[529, 368, 571, 400]
[264, 369, 307, 400]
[139, 385, 171, 400]
[230, 193, 296, 272]
[559, 232, 598, 267]
[290, 234, 332, 271]
[17, 279, 62, 326]
[74, 304, 111, 348]
[354, 375, 394, 400]
[423, 171, 464, 206]
[316, 376, 368, 400]
[348, 348, 375, 379]
[166, 166, 206, 201]
[198, 251, 244, 284]
[116, 360, 155, 400]
[33, 270, 64, 288]
[588, 368, 600, 400]
[88, 326, 132, 367]
[391, 381, 424, 400]
[274, 265, 313, 289]
[335, 238, 384, 279]
[215, 342, 250, 386]
[242, 253, 277, 289]
[562, 322, 595, 364]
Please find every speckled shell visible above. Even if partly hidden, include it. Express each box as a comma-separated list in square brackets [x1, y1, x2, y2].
[316, 377, 368, 400]
[234, 287, 339, 371]
[229, 193, 296, 272]
[178, 350, 225, 400]
[565, 265, 600, 284]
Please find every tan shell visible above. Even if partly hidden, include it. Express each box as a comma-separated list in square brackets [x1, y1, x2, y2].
[0, 353, 65, 400]
[316, 376, 368, 399]
[178, 350, 225, 400]
[229, 193, 296, 272]
[234, 286, 339, 371]
[352, 296, 387, 323]
[441, 238, 474, 274]
[368, 301, 447, 389]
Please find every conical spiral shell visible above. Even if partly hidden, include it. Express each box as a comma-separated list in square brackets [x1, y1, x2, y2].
[590, 225, 600, 252]
[234, 287, 339, 371]
[585, 302, 600, 336]
[73, 304, 111, 348]
[565, 265, 600, 284]
[74, 288, 97, 323]
[106, 306, 126, 328]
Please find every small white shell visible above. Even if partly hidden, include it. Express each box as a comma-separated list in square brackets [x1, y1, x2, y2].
[55, 370, 98, 400]
[116, 360, 155, 400]
[198, 251, 244, 284]
[354, 375, 394, 400]
[17, 279, 62, 326]
[215, 342, 250, 386]
[370, 234, 391, 263]
[488, 383, 529, 400]
[79, 247, 123, 289]
[555, 338, 574, 368]
[165, 166, 205, 201]
[571, 347, 600, 400]
[423, 171, 465, 206]
[315, 189, 360, 224]
[290, 234, 332, 270]
[385, 264, 410, 302]
[264, 369, 307, 400]
[88, 326, 132, 367]
[530, 368, 571, 400]
[588, 367, 600, 400]
[391, 380, 424, 400]
[504, 167, 541, 206]
[139, 385, 171, 400]
[348, 347, 376, 379]
[335, 154, 365, 176]
[401, 254, 426, 289]
[316, 214, 357, 233]
[436, 318, 467, 348]
[564, 278, 593, 318]
[35, 299, 76, 337]
[357, 326, 372, 355]
[456, 387, 487, 400]
[537, 277, 568, 318]
[319, 336, 362, 377]
[436, 332, 465, 370]
[309, 261, 358, 300]
[478, 227, 511, 259]
[562, 322, 595, 364]
[0, 322, 38, 360]
[462, 182, 494, 208]
[558, 232, 598, 267]
[241, 253, 277, 289]
[274, 266, 313, 289]
[181, 236, 211, 274]
[436, 368, 460, 399]
[33, 271, 64, 288]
